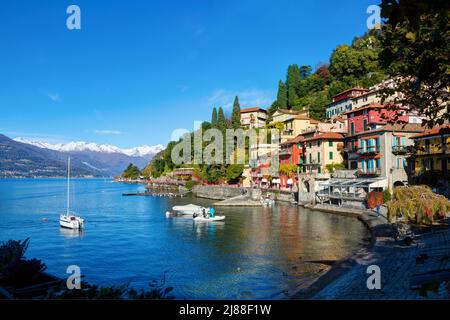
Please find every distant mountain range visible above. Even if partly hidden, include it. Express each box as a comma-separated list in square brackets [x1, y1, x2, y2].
[0, 134, 164, 178]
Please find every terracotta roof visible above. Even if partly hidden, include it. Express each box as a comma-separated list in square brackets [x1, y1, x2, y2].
[276, 108, 308, 115]
[332, 87, 368, 99]
[411, 124, 450, 139]
[342, 102, 384, 115]
[281, 135, 305, 145]
[347, 123, 426, 139]
[240, 107, 267, 113]
[293, 115, 319, 124]
[303, 132, 344, 142]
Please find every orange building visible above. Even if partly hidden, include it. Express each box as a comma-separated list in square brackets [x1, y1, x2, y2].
[279, 135, 304, 189]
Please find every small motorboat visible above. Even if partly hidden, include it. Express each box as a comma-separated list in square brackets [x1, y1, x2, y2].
[172, 204, 207, 215]
[193, 215, 226, 222]
[261, 197, 275, 206]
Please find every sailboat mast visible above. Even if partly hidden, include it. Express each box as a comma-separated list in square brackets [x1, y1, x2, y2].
[67, 157, 70, 214]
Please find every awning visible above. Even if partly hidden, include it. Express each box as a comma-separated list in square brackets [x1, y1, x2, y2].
[261, 178, 268, 183]
[272, 178, 277, 183]
[287, 178, 293, 185]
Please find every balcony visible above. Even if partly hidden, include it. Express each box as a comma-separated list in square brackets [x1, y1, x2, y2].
[392, 145, 408, 155]
[357, 146, 380, 155]
[358, 168, 382, 177]
[283, 129, 294, 136]
[279, 149, 292, 156]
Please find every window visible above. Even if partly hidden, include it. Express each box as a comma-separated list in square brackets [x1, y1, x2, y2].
[317, 152, 321, 163]
[350, 122, 355, 135]
[363, 119, 368, 131]
[329, 151, 333, 160]
[361, 159, 366, 172]
[309, 153, 312, 163]
[377, 158, 381, 169]
[329, 141, 333, 147]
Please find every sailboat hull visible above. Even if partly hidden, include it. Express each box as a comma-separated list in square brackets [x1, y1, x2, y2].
[59, 214, 84, 230]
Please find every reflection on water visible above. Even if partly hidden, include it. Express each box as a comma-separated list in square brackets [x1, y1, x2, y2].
[0, 178, 369, 299]
[59, 227, 84, 239]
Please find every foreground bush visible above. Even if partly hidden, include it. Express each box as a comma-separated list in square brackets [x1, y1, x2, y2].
[1, 239, 174, 300]
[387, 186, 450, 225]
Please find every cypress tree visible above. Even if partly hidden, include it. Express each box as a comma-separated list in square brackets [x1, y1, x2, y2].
[276, 80, 287, 110]
[231, 96, 241, 129]
[218, 107, 227, 132]
[286, 64, 301, 108]
[211, 107, 218, 128]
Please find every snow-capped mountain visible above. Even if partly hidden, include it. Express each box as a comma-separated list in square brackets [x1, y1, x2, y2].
[14, 137, 164, 157]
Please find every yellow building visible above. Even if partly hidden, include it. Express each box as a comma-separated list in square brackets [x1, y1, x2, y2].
[411, 124, 450, 176]
[302, 132, 345, 174]
[270, 109, 320, 142]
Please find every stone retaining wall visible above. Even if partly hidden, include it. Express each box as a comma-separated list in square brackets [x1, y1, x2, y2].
[192, 185, 245, 200]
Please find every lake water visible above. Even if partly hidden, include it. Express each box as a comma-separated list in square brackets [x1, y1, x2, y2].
[0, 178, 369, 299]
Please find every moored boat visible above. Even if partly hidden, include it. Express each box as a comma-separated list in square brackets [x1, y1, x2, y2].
[59, 157, 84, 230]
[172, 204, 207, 215]
[193, 215, 226, 222]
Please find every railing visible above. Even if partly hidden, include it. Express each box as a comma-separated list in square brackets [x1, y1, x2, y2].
[279, 149, 292, 156]
[392, 145, 408, 154]
[359, 168, 382, 176]
[357, 146, 380, 155]
[283, 129, 294, 136]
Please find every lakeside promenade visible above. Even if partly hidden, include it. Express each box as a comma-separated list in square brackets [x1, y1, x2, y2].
[299, 207, 450, 300]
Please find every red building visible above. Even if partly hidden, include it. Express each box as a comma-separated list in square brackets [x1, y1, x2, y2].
[279, 135, 304, 189]
[345, 103, 409, 169]
[346, 103, 409, 136]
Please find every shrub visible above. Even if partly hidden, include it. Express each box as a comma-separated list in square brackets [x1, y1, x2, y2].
[185, 180, 196, 190]
[383, 189, 392, 203]
[386, 186, 450, 225]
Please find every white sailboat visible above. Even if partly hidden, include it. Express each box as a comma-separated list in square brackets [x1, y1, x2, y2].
[59, 157, 84, 230]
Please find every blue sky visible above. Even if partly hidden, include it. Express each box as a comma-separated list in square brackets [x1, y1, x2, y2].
[0, 0, 376, 148]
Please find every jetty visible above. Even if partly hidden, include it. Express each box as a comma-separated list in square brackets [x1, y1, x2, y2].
[122, 190, 190, 197]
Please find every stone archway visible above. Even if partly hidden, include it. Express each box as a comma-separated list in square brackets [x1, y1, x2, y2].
[393, 181, 405, 187]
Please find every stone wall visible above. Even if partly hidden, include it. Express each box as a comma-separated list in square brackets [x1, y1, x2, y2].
[192, 185, 245, 200]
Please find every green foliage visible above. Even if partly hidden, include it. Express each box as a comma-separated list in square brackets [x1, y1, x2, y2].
[379, 0, 450, 127]
[0, 238, 29, 275]
[383, 188, 392, 203]
[325, 162, 345, 173]
[121, 163, 142, 180]
[211, 107, 218, 128]
[217, 107, 227, 132]
[276, 80, 287, 110]
[231, 96, 241, 129]
[226, 164, 244, 183]
[286, 64, 301, 108]
[0, 238, 47, 288]
[279, 164, 298, 176]
[185, 180, 197, 190]
[386, 186, 450, 224]
[52, 279, 174, 300]
[271, 30, 385, 120]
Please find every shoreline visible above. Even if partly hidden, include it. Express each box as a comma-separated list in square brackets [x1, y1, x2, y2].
[291, 204, 387, 299]
[296, 204, 450, 300]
